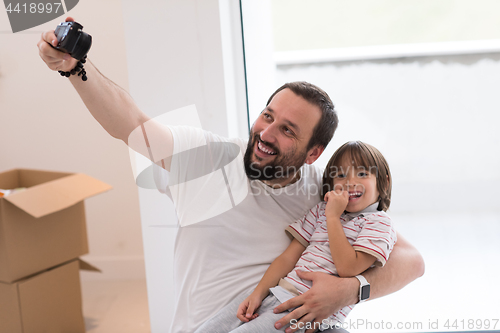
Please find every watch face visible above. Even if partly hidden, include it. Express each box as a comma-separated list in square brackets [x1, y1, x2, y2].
[361, 285, 370, 300]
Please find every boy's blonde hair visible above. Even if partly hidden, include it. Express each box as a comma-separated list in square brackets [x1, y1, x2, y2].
[321, 141, 392, 212]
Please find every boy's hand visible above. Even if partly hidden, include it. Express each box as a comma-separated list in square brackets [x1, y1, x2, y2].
[37, 16, 78, 72]
[236, 292, 263, 322]
[324, 188, 349, 218]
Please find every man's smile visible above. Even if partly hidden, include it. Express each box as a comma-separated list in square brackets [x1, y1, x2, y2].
[253, 138, 279, 160]
[257, 141, 277, 155]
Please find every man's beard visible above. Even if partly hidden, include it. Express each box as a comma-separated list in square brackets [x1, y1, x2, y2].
[243, 133, 308, 181]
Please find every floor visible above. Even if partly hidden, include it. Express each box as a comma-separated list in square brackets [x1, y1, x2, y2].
[347, 211, 500, 332]
[79, 211, 500, 333]
[81, 279, 151, 333]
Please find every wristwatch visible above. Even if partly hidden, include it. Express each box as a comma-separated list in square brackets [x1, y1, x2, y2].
[354, 275, 370, 303]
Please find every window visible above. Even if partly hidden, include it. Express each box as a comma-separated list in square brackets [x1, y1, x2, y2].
[241, 1, 500, 331]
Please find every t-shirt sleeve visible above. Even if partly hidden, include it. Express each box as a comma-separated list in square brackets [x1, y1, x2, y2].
[170, 125, 247, 155]
[285, 203, 322, 248]
[152, 125, 250, 227]
[151, 125, 209, 194]
[153, 126, 246, 192]
[352, 213, 397, 267]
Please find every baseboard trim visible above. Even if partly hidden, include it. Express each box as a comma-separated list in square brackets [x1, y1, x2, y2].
[79, 255, 146, 281]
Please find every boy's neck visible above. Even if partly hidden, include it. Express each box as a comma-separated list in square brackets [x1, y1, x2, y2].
[345, 201, 380, 215]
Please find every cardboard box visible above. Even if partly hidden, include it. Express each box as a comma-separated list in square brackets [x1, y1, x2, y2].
[0, 169, 112, 283]
[0, 259, 100, 333]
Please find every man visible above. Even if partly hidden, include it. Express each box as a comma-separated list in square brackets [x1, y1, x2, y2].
[38, 18, 424, 333]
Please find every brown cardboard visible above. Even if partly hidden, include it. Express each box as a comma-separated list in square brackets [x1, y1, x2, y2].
[5, 173, 112, 218]
[0, 280, 22, 333]
[0, 259, 98, 333]
[0, 169, 112, 283]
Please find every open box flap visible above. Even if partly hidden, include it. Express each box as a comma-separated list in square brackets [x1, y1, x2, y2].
[78, 259, 101, 272]
[4, 173, 112, 218]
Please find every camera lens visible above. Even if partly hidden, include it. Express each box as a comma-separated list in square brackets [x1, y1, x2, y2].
[72, 32, 92, 61]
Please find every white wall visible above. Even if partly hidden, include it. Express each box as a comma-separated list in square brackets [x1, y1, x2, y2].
[240, 0, 276, 122]
[0, 0, 146, 281]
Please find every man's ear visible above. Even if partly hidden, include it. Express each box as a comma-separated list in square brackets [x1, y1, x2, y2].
[305, 145, 324, 165]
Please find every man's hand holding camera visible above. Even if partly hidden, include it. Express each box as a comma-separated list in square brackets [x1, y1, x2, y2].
[37, 17, 78, 72]
[37, 17, 91, 80]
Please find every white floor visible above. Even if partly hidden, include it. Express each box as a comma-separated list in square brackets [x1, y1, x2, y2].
[81, 212, 500, 333]
[348, 211, 500, 332]
[82, 279, 151, 333]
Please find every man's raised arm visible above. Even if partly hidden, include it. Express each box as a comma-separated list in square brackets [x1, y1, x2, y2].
[37, 17, 173, 165]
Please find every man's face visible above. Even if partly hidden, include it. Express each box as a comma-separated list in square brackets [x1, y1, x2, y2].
[244, 88, 322, 183]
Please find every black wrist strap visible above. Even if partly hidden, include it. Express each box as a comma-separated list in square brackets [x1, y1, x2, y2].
[58, 55, 88, 81]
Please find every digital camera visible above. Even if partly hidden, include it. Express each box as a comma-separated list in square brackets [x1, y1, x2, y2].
[54, 21, 92, 60]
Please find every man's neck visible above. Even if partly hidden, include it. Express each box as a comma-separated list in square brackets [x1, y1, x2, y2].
[262, 170, 301, 189]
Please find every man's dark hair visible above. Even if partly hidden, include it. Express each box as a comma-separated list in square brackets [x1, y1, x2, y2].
[266, 81, 338, 150]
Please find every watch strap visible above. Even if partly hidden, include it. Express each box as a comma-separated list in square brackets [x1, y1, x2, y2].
[355, 275, 370, 303]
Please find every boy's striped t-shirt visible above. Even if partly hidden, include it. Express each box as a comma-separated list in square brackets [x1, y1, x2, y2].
[284, 201, 397, 323]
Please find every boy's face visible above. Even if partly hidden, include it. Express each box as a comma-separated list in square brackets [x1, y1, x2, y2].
[244, 88, 323, 183]
[332, 156, 380, 213]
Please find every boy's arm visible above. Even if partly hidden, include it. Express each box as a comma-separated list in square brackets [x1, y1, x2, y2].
[252, 238, 306, 299]
[363, 232, 424, 299]
[237, 238, 305, 322]
[326, 215, 376, 277]
[323, 189, 376, 277]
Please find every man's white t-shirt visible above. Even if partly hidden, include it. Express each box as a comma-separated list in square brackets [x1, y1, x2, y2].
[162, 126, 324, 333]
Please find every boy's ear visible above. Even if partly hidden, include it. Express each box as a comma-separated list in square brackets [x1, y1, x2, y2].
[305, 145, 324, 165]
